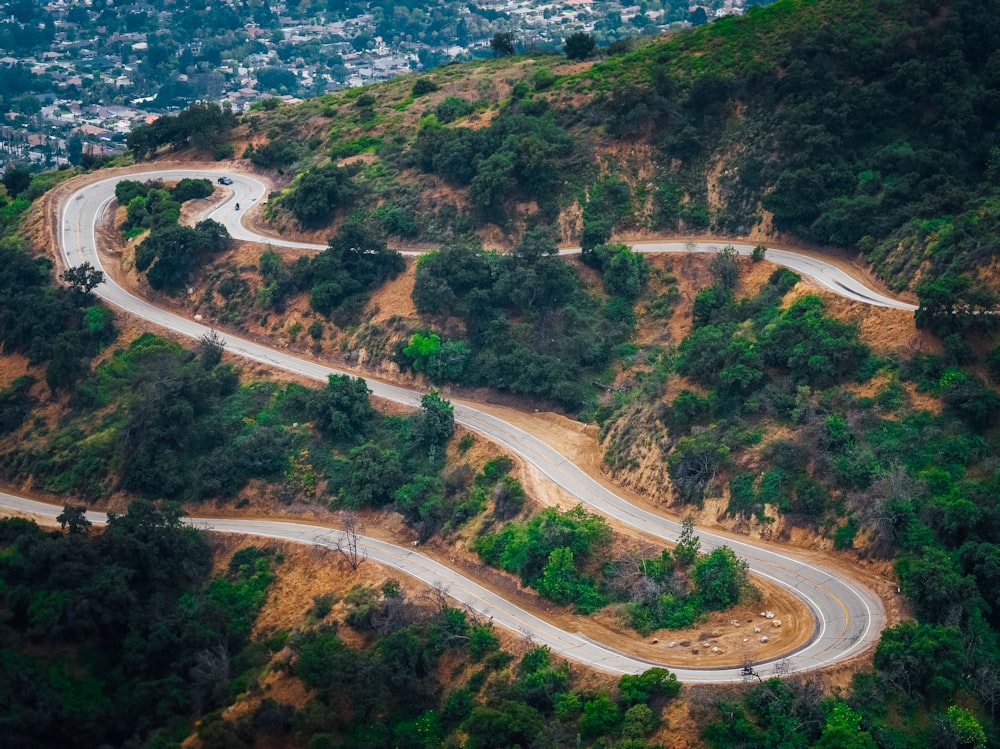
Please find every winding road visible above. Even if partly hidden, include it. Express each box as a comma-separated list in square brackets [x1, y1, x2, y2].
[9, 167, 914, 681]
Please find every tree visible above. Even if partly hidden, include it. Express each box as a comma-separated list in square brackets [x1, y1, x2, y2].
[60, 262, 103, 296]
[674, 515, 700, 565]
[2, 165, 31, 197]
[580, 691, 622, 738]
[621, 704, 658, 739]
[592, 243, 648, 301]
[285, 164, 359, 227]
[321, 511, 366, 570]
[668, 432, 732, 503]
[490, 32, 515, 57]
[312, 375, 374, 443]
[470, 152, 515, 219]
[411, 78, 438, 97]
[67, 134, 83, 166]
[403, 331, 442, 373]
[198, 330, 226, 370]
[513, 226, 559, 264]
[874, 621, 966, 701]
[463, 702, 544, 749]
[344, 442, 403, 507]
[580, 218, 612, 252]
[618, 668, 681, 706]
[536, 546, 580, 604]
[57, 504, 91, 535]
[938, 705, 987, 749]
[710, 245, 740, 290]
[814, 701, 876, 749]
[414, 389, 455, 455]
[694, 546, 752, 610]
[564, 32, 596, 60]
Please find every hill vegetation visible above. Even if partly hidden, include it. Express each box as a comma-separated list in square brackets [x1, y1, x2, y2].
[4, 0, 1000, 746]
[130, 0, 999, 302]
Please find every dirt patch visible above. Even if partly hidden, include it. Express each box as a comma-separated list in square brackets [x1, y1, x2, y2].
[0, 351, 32, 386]
[336, 151, 378, 168]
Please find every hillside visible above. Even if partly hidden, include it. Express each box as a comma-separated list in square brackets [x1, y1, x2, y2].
[3, 0, 1000, 747]
[179, 0, 1000, 300]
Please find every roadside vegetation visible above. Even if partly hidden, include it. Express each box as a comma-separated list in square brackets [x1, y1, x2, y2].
[0, 504, 275, 747]
[116, 178, 232, 293]
[477, 506, 758, 630]
[0, 508, 687, 748]
[0, 169, 115, 396]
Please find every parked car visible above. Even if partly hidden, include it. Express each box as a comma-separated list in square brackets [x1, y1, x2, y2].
[217, 176, 233, 185]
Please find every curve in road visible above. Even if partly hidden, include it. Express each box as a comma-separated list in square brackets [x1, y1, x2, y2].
[197, 170, 916, 310]
[54, 168, 894, 681]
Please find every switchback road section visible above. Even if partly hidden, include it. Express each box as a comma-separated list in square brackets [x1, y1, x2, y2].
[53, 168, 893, 681]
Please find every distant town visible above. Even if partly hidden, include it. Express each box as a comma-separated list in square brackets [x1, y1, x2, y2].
[0, 0, 769, 170]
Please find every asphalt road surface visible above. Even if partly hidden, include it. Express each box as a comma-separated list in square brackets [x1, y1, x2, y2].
[46, 167, 903, 681]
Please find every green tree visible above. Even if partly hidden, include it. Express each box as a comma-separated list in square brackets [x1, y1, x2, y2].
[536, 546, 580, 604]
[490, 32, 515, 57]
[344, 442, 403, 507]
[67, 134, 83, 166]
[285, 164, 359, 227]
[621, 704, 658, 739]
[668, 433, 731, 504]
[312, 374, 374, 442]
[674, 515, 701, 566]
[694, 546, 752, 610]
[470, 152, 515, 220]
[2, 165, 31, 197]
[564, 32, 596, 60]
[580, 691, 622, 738]
[60, 262, 103, 296]
[812, 701, 876, 749]
[403, 331, 442, 373]
[463, 702, 544, 749]
[874, 621, 967, 701]
[618, 668, 681, 706]
[938, 705, 987, 749]
[414, 389, 455, 454]
[710, 245, 740, 290]
[56, 504, 91, 535]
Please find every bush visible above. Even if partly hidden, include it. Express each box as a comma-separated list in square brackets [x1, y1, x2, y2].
[285, 164, 360, 227]
[411, 78, 439, 97]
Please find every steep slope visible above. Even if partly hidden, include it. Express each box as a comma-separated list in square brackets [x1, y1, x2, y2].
[190, 0, 1000, 307]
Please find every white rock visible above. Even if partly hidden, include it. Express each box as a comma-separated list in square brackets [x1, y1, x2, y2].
[772, 619, 782, 627]
[193, 314, 203, 321]
[667, 641, 676, 648]
[765, 611, 775, 619]
[761, 636, 769, 643]
[754, 627, 761, 633]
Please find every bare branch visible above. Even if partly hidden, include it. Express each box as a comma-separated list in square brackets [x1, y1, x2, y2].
[314, 511, 367, 570]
